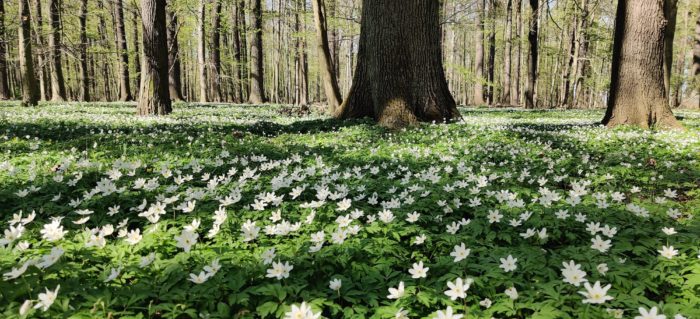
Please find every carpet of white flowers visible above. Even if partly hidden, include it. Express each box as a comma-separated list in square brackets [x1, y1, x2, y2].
[1, 102, 699, 319]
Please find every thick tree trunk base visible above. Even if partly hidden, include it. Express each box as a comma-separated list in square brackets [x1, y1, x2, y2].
[603, 107, 683, 130]
[603, 0, 683, 131]
[334, 0, 459, 129]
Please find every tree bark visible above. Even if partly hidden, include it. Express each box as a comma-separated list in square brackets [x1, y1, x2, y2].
[167, 9, 184, 101]
[311, 0, 342, 113]
[48, 0, 66, 101]
[79, 0, 89, 101]
[19, 0, 40, 106]
[248, 0, 266, 104]
[503, 0, 513, 105]
[114, 0, 133, 101]
[210, 0, 222, 102]
[602, 0, 681, 129]
[0, 0, 9, 100]
[474, 0, 485, 105]
[137, 0, 171, 115]
[525, 0, 538, 108]
[335, 0, 459, 129]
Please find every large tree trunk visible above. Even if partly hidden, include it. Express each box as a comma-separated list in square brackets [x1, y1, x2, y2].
[78, 0, 89, 101]
[335, 0, 459, 129]
[48, 0, 66, 101]
[167, 10, 184, 101]
[0, 0, 9, 100]
[248, 0, 266, 104]
[19, 0, 40, 106]
[210, 0, 222, 102]
[663, 0, 678, 103]
[311, 0, 342, 113]
[114, 0, 133, 101]
[602, 0, 681, 129]
[474, 0, 485, 105]
[524, 0, 538, 108]
[197, 0, 207, 102]
[137, 0, 171, 115]
[503, 0, 513, 105]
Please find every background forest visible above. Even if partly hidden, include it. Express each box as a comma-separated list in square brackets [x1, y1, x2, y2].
[0, 0, 698, 109]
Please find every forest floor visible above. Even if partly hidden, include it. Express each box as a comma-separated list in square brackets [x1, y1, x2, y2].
[0, 102, 699, 319]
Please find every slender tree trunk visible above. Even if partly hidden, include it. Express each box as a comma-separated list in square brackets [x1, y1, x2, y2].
[97, 1, 111, 101]
[0, 0, 9, 100]
[197, 0, 207, 102]
[474, 0, 485, 105]
[560, 16, 576, 108]
[232, 0, 245, 103]
[514, 0, 522, 105]
[48, 0, 66, 101]
[32, 0, 49, 100]
[602, 0, 681, 129]
[487, 0, 496, 105]
[239, 0, 248, 101]
[79, 0, 89, 101]
[19, 0, 40, 106]
[503, 0, 513, 105]
[572, 0, 590, 108]
[132, 3, 141, 97]
[525, 0, 539, 108]
[113, 0, 132, 101]
[311, 0, 342, 113]
[335, 0, 459, 129]
[167, 10, 184, 101]
[89, 39, 97, 96]
[294, 0, 308, 107]
[663, 0, 678, 103]
[327, 0, 338, 75]
[248, 0, 266, 104]
[693, 7, 700, 108]
[210, 0, 222, 102]
[138, 0, 171, 115]
[273, 0, 281, 103]
[671, 10, 689, 108]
